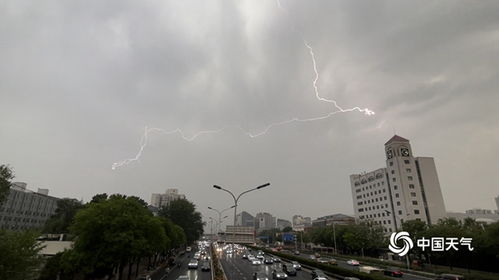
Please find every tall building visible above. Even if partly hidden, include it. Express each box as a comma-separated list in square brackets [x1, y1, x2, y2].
[255, 212, 276, 232]
[150, 188, 186, 208]
[350, 135, 447, 233]
[236, 211, 255, 227]
[276, 218, 292, 230]
[0, 182, 59, 231]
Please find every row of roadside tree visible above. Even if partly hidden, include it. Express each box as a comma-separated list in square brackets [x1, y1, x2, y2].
[0, 164, 205, 280]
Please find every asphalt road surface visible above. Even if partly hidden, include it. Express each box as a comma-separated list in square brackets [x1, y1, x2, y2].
[219, 247, 333, 280]
[154, 248, 213, 280]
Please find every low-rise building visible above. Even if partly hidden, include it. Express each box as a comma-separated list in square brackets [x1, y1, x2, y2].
[276, 218, 292, 230]
[311, 214, 355, 227]
[0, 182, 59, 231]
[225, 226, 255, 244]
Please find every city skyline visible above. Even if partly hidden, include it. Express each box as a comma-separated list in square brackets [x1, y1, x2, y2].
[2, 1, 499, 223]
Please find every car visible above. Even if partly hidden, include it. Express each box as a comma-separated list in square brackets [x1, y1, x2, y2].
[313, 278, 328, 280]
[264, 258, 274, 264]
[435, 274, 465, 280]
[201, 261, 211, 271]
[253, 272, 270, 280]
[273, 257, 282, 263]
[317, 258, 337, 265]
[272, 269, 288, 279]
[293, 250, 300, 255]
[242, 254, 248, 259]
[282, 264, 297, 276]
[257, 254, 265, 260]
[186, 246, 192, 252]
[311, 269, 328, 279]
[194, 252, 201, 260]
[291, 261, 301, 270]
[176, 276, 189, 280]
[347, 259, 360, 266]
[252, 259, 262, 265]
[188, 259, 198, 269]
[384, 267, 403, 277]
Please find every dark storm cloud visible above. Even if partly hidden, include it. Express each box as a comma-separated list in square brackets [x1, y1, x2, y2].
[1, 0, 499, 225]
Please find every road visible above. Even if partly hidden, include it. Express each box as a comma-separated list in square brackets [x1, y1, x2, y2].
[219, 246, 334, 280]
[153, 248, 213, 280]
[277, 250, 432, 280]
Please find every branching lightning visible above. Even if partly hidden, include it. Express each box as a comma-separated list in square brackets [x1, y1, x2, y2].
[111, 1, 375, 170]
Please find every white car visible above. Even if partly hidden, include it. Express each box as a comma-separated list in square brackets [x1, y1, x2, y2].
[186, 247, 192, 252]
[188, 259, 199, 269]
[292, 261, 301, 270]
[252, 259, 262, 265]
[347, 259, 360, 266]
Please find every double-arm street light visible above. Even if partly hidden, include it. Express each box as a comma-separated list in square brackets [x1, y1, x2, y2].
[208, 205, 235, 234]
[213, 183, 270, 227]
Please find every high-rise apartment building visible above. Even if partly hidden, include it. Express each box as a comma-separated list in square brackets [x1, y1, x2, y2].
[350, 135, 447, 233]
[0, 182, 60, 231]
[236, 211, 255, 227]
[150, 188, 186, 208]
[255, 212, 276, 232]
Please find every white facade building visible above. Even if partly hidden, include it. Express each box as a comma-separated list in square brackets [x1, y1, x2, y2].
[150, 189, 186, 208]
[350, 135, 447, 233]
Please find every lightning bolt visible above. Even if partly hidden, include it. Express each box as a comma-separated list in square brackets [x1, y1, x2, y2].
[111, 1, 375, 170]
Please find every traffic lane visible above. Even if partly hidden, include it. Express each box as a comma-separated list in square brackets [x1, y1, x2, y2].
[281, 252, 431, 280]
[156, 249, 212, 280]
[220, 251, 313, 280]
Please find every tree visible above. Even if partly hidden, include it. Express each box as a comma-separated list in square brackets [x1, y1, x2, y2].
[67, 195, 168, 279]
[90, 193, 108, 203]
[158, 199, 204, 244]
[0, 164, 14, 206]
[0, 230, 43, 280]
[282, 226, 293, 232]
[43, 198, 83, 234]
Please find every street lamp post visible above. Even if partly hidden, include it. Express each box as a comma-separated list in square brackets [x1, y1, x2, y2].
[208, 205, 235, 235]
[213, 183, 270, 227]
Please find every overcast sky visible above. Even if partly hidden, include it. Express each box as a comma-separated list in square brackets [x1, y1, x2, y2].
[1, 0, 499, 227]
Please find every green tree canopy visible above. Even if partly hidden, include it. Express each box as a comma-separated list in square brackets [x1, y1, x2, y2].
[67, 195, 168, 279]
[43, 198, 84, 234]
[0, 164, 14, 205]
[158, 198, 204, 244]
[0, 230, 43, 280]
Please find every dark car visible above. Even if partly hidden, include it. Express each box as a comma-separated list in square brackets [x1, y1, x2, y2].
[201, 261, 211, 271]
[435, 274, 465, 280]
[272, 269, 288, 279]
[253, 272, 269, 280]
[282, 264, 297, 276]
[311, 269, 328, 279]
[384, 267, 403, 277]
[264, 258, 274, 264]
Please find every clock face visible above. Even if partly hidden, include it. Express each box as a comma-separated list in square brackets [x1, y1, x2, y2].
[386, 149, 393, 159]
[401, 148, 410, 157]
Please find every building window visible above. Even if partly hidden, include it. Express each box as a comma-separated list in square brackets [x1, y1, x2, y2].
[412, 201, 418, 205]
[414, 209, 420, 214]
[397, 201, 401, 206]
[389, 161, 393, 166]
[410, 192, 416, 197]
[391, 170, 395, 174]
[392, 178, 396, 182]
[398, 210, 402, 215]
[408, 176, 413, 181]
[395, 193, 399, 198]
[388, 220, 391, 224]
[404, 160, 410, 164]
[409, 184, 415, 189]
[406, 168, 411, 173]
[394, 185, 398, 190]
